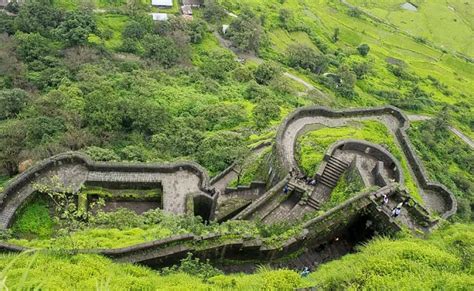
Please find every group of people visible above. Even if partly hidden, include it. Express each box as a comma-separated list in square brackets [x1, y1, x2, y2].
[381, 194, 411, 218]
[289, 168, 317, 186]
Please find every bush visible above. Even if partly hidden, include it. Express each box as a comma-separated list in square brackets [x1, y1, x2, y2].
[254, 61, 281, 85]
[287, 44, 328, 74]
[82, 146, 119, 161]
[142, 34, 180, 68]
[357, 43, 370, 56]
[0, 88, 29, 120]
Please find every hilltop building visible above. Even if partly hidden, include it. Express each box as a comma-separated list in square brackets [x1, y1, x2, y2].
[152, 0, 173, 8]
[151, 13, 169, 21]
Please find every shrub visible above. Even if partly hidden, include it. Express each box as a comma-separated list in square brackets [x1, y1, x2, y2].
[357, 43, 370, 56]
[82, 146, 119, 161]
[254, 61, 281, 85]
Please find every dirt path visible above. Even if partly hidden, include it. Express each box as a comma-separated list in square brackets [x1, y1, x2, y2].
[213, 30, 324, 95]
[283, 72, 315, 91]
[408, 115, 474, 149]
[449, 127, 474, 149]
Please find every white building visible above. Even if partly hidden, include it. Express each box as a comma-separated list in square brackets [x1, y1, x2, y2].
[151, 13, 169, 21]
[151, 0, 173, 7]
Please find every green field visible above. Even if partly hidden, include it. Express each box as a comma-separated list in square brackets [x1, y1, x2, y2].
[347, 0, 474, 57]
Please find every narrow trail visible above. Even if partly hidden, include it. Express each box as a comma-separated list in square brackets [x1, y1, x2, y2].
[213, 30, 324, 95]
[408, 115, 474, 149]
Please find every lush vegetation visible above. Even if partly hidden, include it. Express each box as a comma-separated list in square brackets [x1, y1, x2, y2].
[408, 112, 473, 222]
[295, 120, 420, 201]
[0, 223, 472, 290]
[0, 0, 472, 288]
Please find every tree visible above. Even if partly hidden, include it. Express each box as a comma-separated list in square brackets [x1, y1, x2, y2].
[0, 12, 15, 35]
[142, 34, 180, 68]
[227, 9, 265, 53]
[200, 49, 236, 80]
[122, 20, 147, 40]
[279, 8, 292, 28]
[0, 119, 27, 175]
[197, 131, 246, 174]
[252, 99, 281, 129]
[287, 44, 328, 74]
[351, 61, 372, 79]
[433, 106, 450, 131]
[357, 43, 370, 56]
[56, 10, 96, 46]
[332, 28, 340, 42]
[83, 146, 119, 161]
[254, 61, 282, 85]
[14, 1, 63, 36]
[14, 32, 52, 64]
[188, 19, 208, 44]
[5, 0, 20, 14]
[0, 88, 29, 120]
[203, 0, 227, 23]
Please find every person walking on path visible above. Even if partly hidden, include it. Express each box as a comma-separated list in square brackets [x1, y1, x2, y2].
[391, 201, 403, 217]
[301, 267, 310, 277]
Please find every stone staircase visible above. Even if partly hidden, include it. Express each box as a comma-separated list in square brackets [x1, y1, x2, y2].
[319, 156, 350, 188]
[307, 196, 321, 210]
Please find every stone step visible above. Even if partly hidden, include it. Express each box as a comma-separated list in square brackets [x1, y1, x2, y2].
[326, 161, 347, 171]
[324, 164, 346, 176]
[321, 172, 339, 183]
[322, 168, 342, 181]
[307, 197, 320, 210]
[319, 177, 337, 188]
[329, 156, 349, 167]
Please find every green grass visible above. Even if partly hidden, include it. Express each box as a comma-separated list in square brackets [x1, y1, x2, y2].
[295, 120, 421, 202]
[348, 0, 474, 57]
[89, 13, 130, 50]
[308, 223, 474, 289]
[0, 223, 472, 290]
[0, 175, 9, 191]
[11, 197, 54, 239]
[323, 165, 370, 210]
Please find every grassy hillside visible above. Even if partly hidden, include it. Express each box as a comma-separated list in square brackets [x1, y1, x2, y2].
[347, 0, 474, 57]
[0, 0, 472, 288]
[0, 223, 472, 290]
[220, 0, 473, 136]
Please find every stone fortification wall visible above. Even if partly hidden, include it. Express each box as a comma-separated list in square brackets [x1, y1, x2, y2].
[315, 139, 403, 185]
[0, 152, 215, 229]
[272, 106, 456, 219]
[1, 185, 419, 267]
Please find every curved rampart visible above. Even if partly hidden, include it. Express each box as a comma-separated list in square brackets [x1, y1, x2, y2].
[0, 152, 216, 229]
[273, 106, 456, 219]
[2, 185, 419, 267]
[315, 139, 404, 185]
